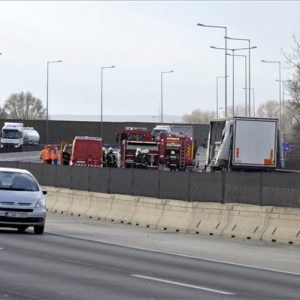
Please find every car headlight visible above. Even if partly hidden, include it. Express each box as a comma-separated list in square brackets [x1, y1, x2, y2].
[35, 197, 46, 208]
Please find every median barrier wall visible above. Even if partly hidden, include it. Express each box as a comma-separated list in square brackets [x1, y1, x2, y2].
[2, 161, 300, 208]
[131, 197, 165, 228]
[188, 203, 231, 236]
[109, 168, 133, 195]
[224, 172, 262, 205]
[159, 172, 189, 201]
[132, 169, 159, 198]
[156, 200, 193, 232]
[44, 186, 300, 245]
[189, 172, 223, 202]
[261, 172, 300, 208]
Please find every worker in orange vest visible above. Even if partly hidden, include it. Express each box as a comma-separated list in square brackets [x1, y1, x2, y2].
[40, 145, 51, 164]
[50, 145, 59, 165]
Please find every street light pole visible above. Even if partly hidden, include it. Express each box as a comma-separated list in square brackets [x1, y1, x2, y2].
[216, 75, 228, 118]
[261, 60, 282, 124]
[243, 87, 255, 117]
[226, 37, 252, 116]
[228, 53, 247, 116]
[197, 23, 228, 117]
[211, 46, 256, 116]
[46, 60, 62, 144]
[160, 70, 174, 123]
[100, 65, 115, 137]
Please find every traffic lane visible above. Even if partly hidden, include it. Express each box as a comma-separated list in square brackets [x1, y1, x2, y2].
[0, 151, 41, 163]
[0, 231, 230, 300]
[0, 231, 299, 300]
[46, 213, 300, 274]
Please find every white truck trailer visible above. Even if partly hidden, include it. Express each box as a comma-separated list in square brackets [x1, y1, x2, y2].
[0, 122, 40, 151]
[205, 117, 284, 171]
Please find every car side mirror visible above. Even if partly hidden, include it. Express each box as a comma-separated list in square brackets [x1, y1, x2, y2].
[42, 190, 47, 195]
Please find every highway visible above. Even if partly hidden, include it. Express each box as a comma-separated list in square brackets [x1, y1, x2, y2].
[0, 213, 299, 299]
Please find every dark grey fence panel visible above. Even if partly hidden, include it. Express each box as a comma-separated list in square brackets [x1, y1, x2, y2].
[89, 168, 110, 193]
[55, 165, 72, 188]
[159, 171, 189, 201]
[41, 164, 57, 186]
[262, 172, 300, 207]
[132, 169, 159, 198]
[109, 168, 133, 195]
[18, 162, 44, 184]
[70, 167, 90, 190]
[190, 172, 223, 203]
[224, 172, 261, 205]
[0, 161, 18, 169]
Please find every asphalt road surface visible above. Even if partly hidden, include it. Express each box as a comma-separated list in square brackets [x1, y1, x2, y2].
[0, 213, 299, 300]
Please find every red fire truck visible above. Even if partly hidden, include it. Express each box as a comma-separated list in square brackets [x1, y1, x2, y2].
[120, 127, 159, 168]
[69, 136, 103, 167]
[120, 127, 153, 142]
[159, 135, 196, 170]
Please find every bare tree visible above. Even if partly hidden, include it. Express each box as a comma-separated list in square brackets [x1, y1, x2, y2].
[256, 100, 280, 118]
[282, 35, 300, 127]
[0, 106, 7, 119]
[182, 109, 215, 124]
[4, 92, 46, 120]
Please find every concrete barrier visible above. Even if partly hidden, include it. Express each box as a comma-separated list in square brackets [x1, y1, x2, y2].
[156, 200, 193, 232]
[222, 204, 271, 240]
[131, 197, 165, 228]
[188, 202, 231, 236]
[68, 190, 91, 217]
[43, 186, 58, 211]
[106, 194, 138, 224]
[45, 187, 300, 245]
[262, 207, 300, 245]
[85, 193, 113, 220]
[51, 188, 73, 214]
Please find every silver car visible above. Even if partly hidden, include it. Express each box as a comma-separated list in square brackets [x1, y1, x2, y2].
[0, 167, 46, 234]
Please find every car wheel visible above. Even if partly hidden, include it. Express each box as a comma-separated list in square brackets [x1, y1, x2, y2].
[34, 225, 45, 235]
[17, 226, 28, 233]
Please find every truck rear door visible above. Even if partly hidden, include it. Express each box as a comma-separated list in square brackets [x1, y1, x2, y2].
[233, 118, 277, 168]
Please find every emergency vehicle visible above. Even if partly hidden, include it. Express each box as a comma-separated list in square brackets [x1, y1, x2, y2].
[159, 134, 196, 170]
[69, 136, 103, 167]
[119, 127, 159, 168]
[120, 127, 153, 142]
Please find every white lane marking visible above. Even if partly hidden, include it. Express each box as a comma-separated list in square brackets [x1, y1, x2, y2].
[46, 231, 300, 277]
[131, 274, 235, 296]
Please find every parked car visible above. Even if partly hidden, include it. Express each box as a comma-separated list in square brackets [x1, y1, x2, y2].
[0, 167, 47, 234]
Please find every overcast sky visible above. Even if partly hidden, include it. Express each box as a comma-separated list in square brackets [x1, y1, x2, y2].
[0, 1, 299, 119]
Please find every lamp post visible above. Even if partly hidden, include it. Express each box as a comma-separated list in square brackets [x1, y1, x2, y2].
[197, 23, 228, 117]
[243, 87, 255, 117]
[216, 75, 228, 118]
[261, 60, 282, 124]
[225, 37, 253, 116]
[100, 65, 115, 137]
[46, 60, 62, 144]
[160, 70, 174, 123]
[211, 46, 256, 116]
[276, 79, 287, 130]
[228, 53, 247, 116]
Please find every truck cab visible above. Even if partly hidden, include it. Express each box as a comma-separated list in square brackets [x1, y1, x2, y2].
[0, 123, 24, 151]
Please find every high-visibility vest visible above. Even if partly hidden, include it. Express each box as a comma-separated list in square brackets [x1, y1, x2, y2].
[40, 149, 50, 161]
[50, 149, 58, 160]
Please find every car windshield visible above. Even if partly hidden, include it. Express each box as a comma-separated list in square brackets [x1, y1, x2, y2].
[0, 171, 39, 191]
